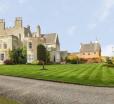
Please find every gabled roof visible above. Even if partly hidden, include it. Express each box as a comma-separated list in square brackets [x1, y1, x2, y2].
[31, 32, 59, 44]
[44, 33, 57, 44]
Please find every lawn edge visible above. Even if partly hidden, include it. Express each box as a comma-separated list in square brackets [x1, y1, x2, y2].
[0, 75, 114, 88]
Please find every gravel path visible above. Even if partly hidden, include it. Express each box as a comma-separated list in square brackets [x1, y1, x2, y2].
[0, 75, 114, 104]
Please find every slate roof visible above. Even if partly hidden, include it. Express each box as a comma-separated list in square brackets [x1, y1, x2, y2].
[32, 32, 57, 44]
[44, 33, 57, 44]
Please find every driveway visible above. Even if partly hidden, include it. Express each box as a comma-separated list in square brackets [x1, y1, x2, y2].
[0, 75, 114, 104]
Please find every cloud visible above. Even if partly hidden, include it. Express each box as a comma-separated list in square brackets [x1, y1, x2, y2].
[67, 25, 77, 36]
[102, 44, 114, 56]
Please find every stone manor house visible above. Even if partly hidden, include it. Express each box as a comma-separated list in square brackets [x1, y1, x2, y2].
[0, 17, 60, 64]
[80, 41, 101, 59]
[70, 41, 101, 61]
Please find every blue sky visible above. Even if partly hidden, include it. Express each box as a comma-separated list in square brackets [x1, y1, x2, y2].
[0, 0, 114, 56]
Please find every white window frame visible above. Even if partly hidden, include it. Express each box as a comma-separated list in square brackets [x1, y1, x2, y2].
[0, 53, 5, 61]
[28, 42, 32, 49]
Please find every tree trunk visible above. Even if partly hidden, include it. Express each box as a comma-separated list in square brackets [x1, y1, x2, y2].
[42, 61, 45, 70]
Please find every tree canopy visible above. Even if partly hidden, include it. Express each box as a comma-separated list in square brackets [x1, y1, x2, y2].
[37, 44, 47, 62]
[9, 47, 27, 64]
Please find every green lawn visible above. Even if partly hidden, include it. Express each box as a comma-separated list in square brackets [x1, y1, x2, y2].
[0, 64, 114, 87]
[0, 96, 20, 104]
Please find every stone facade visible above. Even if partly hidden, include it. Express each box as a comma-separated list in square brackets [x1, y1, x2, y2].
[0, 35, 21, 64]
[80, 41, 101, 59]
[60, 51, 68, 61]
[0, 17, 61, 64]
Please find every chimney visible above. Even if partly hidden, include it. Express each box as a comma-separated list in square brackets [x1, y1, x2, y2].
[0, 19, 5, 30]
[15, 17, 23, 28]
[36, 25, 41, 37]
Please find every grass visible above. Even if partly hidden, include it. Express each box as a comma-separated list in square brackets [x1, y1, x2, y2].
[0, 96, 20, 104]
[0, 64, 114, 87]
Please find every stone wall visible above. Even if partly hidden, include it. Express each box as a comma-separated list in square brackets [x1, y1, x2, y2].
[0, 35, 22, 63]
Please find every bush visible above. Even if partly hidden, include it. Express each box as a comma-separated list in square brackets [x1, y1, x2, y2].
[80, 58, 101, 64]
[70, 59, 77, 64]
[65, 57, 80, 64]
[106, 57, 113, 64]
[31, 60, 39, 65]
[80, 58, 87, 64]
[9, 47, 27, 64]
[4, 59, 13, 65]
[86, 58, 101, 63]
[102, 64, 114, 67]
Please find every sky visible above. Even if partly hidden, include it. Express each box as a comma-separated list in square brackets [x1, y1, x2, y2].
[0, 0, 114, 56]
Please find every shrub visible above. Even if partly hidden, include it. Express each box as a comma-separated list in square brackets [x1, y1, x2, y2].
[80, 58, 87, 63]
[70, 59, 77, 64]
[86, 58, 101, 63]
[4, 59, 13, 65]
[9, 47, 27, 64]
[31, 60, 39, 65]
[106, 57, 113, 64]
[102, 64, 114, 67]
[65, 56, 80, 64]
[80, 58, 101, 64]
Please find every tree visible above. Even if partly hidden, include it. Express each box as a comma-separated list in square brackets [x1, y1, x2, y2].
[37, 44, 47, 69]
[9, 48, 19, 64]
[46, 51, 50, 64]
[65, 55, 80, 64]
[9, 47, 27, 64]
[106, 57, 113, 64]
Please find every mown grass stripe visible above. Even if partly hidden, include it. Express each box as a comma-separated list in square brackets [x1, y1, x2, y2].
[88, 64, 101, 80]
[64, 65, 92, 81]
[44, 65, 79, 77]
[102, 67, 114, 83]
[0, 64, 114, 87]
[77, 65, 97, 80]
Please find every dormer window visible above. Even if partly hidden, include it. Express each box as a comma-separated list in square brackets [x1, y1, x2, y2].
[28, 42, 32, 49]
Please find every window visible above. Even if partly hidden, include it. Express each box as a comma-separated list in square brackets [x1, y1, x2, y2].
[28, 55, 33, 62]
[4, 43, 7, 49]
[1, 54, 4, 61]
[28, 42, 32, 49]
